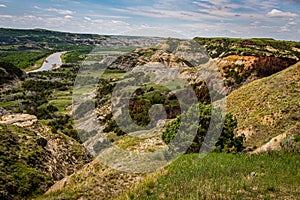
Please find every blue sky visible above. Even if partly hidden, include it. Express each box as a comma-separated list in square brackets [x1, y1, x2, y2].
[0, 0, 299, 40]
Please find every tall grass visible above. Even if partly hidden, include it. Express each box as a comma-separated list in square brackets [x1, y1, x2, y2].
[119, 152, 300, 199]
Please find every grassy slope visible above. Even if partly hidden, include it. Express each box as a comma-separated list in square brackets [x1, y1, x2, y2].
[35, 158, 145, 200]
[0, 122, 92, 200]
[0, 124, 53, 199]
[227, 62, 300, 149]
[117, 152, 300, 200]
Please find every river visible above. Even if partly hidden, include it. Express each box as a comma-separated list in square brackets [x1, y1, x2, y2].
[29, 51, 67, 73]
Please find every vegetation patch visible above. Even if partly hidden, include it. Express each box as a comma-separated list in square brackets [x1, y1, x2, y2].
[119, 152, 300, 200]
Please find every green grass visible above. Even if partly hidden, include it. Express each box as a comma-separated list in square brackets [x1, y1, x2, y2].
[49, 90, 73, 114]
[118, 152, 300, 200]
[0, 124, 53, 199]
[0, 51, 51, 69]
[24, 55, 49, 72]
[227, 62, 300, 149]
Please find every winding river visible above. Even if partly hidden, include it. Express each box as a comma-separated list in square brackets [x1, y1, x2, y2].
[29, 51, 67, 73]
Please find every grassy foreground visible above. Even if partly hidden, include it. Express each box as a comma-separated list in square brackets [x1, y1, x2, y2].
[118, 152, 300, 200]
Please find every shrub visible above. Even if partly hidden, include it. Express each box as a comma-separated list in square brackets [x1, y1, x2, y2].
[162, 103, 245, 154]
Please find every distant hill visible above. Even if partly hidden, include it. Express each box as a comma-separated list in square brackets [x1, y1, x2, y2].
[0, 28, 105, 69]
[194, 37, 300, 93]
[0, 28, 108, 51]
[194, 37, 300, 59]
[0, 28, 162, 69]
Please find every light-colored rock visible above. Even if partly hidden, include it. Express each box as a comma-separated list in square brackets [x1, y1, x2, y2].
[0, 114, 37, 127]
[252, 132, 287, 154]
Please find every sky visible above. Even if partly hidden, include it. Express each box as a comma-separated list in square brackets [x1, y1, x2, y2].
[0, 0, 299, 40]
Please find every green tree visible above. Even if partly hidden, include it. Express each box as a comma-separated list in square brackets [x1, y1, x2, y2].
[162, 103, 245, 154]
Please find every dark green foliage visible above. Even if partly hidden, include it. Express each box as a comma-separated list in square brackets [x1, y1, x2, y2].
[0, 52, 51, 69]
[0, 62, 25, 85]
[0, 64, 82, 143]
[103, 120, 127, 136]
[162, 103, 245, 154]
[37, 138, 48, 148]
[36, 104, 59, 120]
[21, 78, 69, 116]
[95, 79, 116, 107]
[0, 66, 79, 141]
[48, 115, 80, 142]
[215, 113, 245, 153]
[62, 47, 94, 64]
[102, 84, 182, 135]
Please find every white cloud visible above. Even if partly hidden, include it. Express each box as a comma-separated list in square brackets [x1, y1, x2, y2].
[86, 13, 131, 19]
[288, 21, 297, 25]
[280, 25, 290, 32]
[111, 6, 268, 24]
[111, 20, 130, 25]
[0, 14, 12, 18]
[0, 4, 7, 8]
[34, 6, 75, 15]
[64, 15, 73, 19]
[111, 7, 222, 21]
[1, 0, 300, 41]
[267, 9, 298, 18]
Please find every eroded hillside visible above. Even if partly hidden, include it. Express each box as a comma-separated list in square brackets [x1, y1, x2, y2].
[227, 62, 300, 150]
[0, 121, 92, 199]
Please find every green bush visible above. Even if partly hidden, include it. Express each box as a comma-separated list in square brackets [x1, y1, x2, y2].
[162, 103, 245, 154]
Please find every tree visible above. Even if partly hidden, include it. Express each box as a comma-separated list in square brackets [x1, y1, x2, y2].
[162, 103, 245, 154]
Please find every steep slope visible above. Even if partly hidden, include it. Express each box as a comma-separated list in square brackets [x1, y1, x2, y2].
[227, 62, 300, 150]
[217, 55, 297, 93]
[36, 158, 145, 200]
